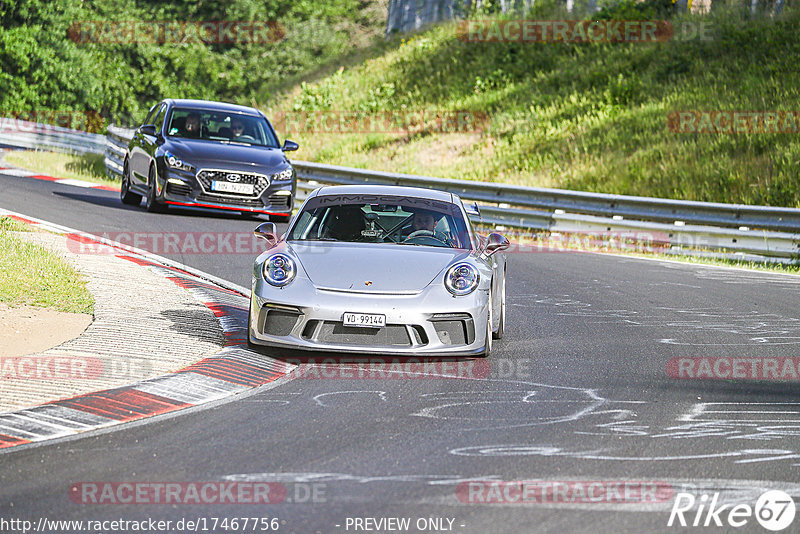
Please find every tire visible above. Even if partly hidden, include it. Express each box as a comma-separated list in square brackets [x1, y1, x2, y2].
[246, 307, 266, 354]
[247, 328, 260, 350]
[482, 292, 493, 357]
[120, 159, 142, 206]
[492, 273, 505, 340]
[246, 308, 257, 349]
[145, 165, 165, 213]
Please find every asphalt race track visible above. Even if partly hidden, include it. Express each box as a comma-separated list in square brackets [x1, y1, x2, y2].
[2, 171, 800, 533]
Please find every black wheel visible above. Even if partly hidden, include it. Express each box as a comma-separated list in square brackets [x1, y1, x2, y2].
[145, 165, 165, 213]
[246, 307, 264, 353]
[120, 159, 142, 206]
[269, 214, 291, 223]
[493, 273, 505, 340]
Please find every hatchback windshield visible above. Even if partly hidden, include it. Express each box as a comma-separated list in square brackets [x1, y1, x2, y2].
[289, 195, 472, 249]
[166, 108, 280, 147]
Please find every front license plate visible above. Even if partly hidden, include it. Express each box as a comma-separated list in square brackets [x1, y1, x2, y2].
[211, 181, 254, 195]
[343, 312, 386, 328]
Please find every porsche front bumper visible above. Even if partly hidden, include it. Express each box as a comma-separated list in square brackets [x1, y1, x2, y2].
[248, 279, 489, 356]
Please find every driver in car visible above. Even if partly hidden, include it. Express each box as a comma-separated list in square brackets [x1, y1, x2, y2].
[410, 210, 437, 233]
[231, 118, 245, 138]
[184, 112, 202, 138]
[402, 209, 457, 246]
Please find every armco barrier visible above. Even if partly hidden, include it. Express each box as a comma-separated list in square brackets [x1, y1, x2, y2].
[0, 117, 106, 155]
[0, 120, 797, 260]
[291, 160, 800, 234]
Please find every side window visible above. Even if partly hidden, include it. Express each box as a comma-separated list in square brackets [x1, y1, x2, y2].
[463, 211, 478, 249]
[143, 103, 160, 126]
[153, 105, 167, 132]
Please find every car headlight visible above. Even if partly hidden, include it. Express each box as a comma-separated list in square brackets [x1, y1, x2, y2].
[271, 167, 294, 181]
[262, 253, 296, 287]
[444, 262, 480, 296]
[165, 151, 194, 172]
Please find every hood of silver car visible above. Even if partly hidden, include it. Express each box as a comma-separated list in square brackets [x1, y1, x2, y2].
[289, 242, 471, 293]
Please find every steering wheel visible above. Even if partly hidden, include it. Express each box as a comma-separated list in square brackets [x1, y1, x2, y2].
[406, 229, 436, 240]
[404, 229, 449, 246]
[237, 134, 256, 141]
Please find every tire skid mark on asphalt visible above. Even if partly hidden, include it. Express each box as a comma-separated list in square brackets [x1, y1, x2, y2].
[313, 390, 388, 407]
[0, 223, 296, 452]
[444, 398, 800, 467]
[514, 292, 800, 345]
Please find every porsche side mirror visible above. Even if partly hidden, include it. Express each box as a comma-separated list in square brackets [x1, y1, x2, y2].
[254, 222, 278, 241]
[484, 232, 509, 256]
[282, 139, 299, 152]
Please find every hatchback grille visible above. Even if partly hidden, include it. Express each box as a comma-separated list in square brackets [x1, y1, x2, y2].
[196, 169, 270, 198]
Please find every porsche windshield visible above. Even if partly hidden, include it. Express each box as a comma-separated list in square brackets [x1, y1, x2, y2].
[289, 195, 472, 249]
[166, 108, 280, 147]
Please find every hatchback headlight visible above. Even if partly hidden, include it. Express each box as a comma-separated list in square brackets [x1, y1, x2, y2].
[263, 253, 296, 287]
[271, 167, 294, 181]
[165, 151, 194, 172]
[444, 262, 479, 296]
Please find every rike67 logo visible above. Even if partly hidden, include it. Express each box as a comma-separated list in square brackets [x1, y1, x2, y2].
[668, 490, 796, 531]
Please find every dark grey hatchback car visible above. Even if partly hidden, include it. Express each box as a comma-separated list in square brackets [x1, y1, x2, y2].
[122, 99, 299, 221]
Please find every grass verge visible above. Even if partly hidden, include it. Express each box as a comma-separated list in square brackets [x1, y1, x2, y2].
[0, 217, 94, 314]
[262, 5, 800, 207]
[3, 150, 118, 188]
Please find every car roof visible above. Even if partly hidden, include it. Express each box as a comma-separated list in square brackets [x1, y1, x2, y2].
[312, 184, 455, 204]
[165, 99, 262, 117]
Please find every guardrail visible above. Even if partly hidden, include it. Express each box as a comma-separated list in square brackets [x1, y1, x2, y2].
[1, 120, 798, 261]
[293, 161, 800, 234]
[0, 118, 106, 155]
[295, 160, 798, 260]
[105, 126, 134, 179]
[296, 177, 799, 260]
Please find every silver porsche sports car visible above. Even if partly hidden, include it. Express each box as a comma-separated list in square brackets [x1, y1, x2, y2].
[248, 185, 509, 356]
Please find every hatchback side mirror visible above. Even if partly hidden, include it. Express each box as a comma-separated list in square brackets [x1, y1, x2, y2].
[484, 232, 510, 256]
[282, 139, 299, 152]
[140, 124, 158, 136]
